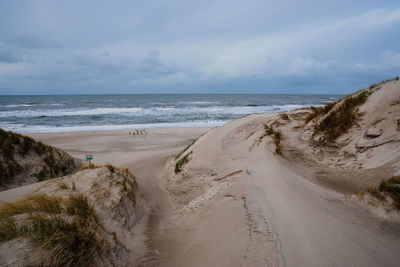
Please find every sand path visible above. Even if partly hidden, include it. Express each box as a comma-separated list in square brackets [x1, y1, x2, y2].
[245, 146, 400, 266]
[1, 124, 399, 266]
[147, 114, 400, 266]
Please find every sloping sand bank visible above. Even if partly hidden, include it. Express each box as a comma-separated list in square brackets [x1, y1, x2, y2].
[1, 80, 399, 266]
[151, 111, 400, 267]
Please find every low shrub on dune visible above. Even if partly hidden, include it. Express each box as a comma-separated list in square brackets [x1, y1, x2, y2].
[0, 194, 109, 266]
[366, 176, 400, 210]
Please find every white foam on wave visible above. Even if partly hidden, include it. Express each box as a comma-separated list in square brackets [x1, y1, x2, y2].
[0, 104, 320, 118]
[0, 107, 144, 118]
[4, 120, 229, 133]
[179, 101, 221, 105]
[5, 104, 35, 108]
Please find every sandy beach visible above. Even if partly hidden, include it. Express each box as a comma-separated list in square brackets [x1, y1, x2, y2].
[1, 1, 400, 265]
[1, 80, 400, 266]
[23, 117, 399, 266]
[26, 127, 210, 208]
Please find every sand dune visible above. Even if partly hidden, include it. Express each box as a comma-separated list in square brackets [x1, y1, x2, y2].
[1, 80, 399, 266]
[151, 79, 400, 266]
[0, 165, 149, 266]
[0, 129, 76, 190]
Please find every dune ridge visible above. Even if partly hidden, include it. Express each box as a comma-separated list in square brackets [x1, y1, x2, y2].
[0, 79, 399, 266]
[0, 129, 76, 191]
[149, 78, 400, 266]
[0, 165, 150, 266]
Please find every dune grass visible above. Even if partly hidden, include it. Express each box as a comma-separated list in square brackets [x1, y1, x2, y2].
[304, 102, 336, 124]
[303, 88, 370, 142]
[253, 124, 283, 155]
[76, 164, 137, 203]
[245, 131, 255, 140]
[174, 139, 197, 174]
[366, 176, 400, 210]
[0, 129, 50, 158]
[279, 113, 290, 121]
[175, 151, 192, 173]
[315, 90, 370, 142]
[57, 180, 69, 190]
[264, 124, 283, 156]
[0, 194, 109, 266]
[0, 128, 74, 187]
[378, 176, 400, 209]
[78, 163, 133, 178]
[77, 163, 100, 172]
[175, 139, 197, 160]
[303, 79, 400, 142]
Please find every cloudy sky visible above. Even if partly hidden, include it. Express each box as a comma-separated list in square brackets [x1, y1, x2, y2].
[0, 0, 399, 94]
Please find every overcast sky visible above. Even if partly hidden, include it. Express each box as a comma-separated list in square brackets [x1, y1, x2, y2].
[0, 0, 399, 94]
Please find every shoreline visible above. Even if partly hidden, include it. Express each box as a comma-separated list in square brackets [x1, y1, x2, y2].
[27, 127, 211, 169]
[28, 126, 213, 139]
[1, 94, 339, 135]
[8, 122, 227, 134]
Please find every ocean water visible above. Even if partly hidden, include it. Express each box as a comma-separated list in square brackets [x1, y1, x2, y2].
[0, 94, 342, 133]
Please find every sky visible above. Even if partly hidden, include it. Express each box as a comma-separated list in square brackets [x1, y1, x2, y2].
[0, 0, 399, 95]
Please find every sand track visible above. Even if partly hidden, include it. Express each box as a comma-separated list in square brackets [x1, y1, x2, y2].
[29, 123, 400, 267]
[2, 80, 400, 267]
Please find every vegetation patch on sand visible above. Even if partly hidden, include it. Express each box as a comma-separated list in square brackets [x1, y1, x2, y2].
[279, 113, 290, 121]
[77, 164, 137, 203]
[251, 124, 283, 156]
[366, 176, 400, 210]
[305, 79, 400, 142]
[175, 139, 197, 160]
[304, 102, 336, 124]
[0, 194, 109, 266]
[0, 164, 141, 266]
[175, 151, 192, 173]
[314, 90, 370, 142]
[264, 124, 283, 156]
[0, 129, 75, 189]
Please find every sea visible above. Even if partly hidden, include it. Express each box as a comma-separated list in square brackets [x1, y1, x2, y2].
[0, 94, 343, 133]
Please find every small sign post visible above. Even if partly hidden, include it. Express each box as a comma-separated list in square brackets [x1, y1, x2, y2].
[86, 154, 93, 166]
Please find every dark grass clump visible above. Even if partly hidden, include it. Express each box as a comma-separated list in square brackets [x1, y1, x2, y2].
[0, 128, 74, 187]
[0, 161, 22, 186]
[0, 194, 109, 266]
[279, 113, 290, 121]
[78, 164, 127, 175]
[1, 139, 15, 160]
[366, 176, 400, 210]
[105, 164, 116, 173]
[175, 151, 192, 173]
[76, 164, 137, 203]
[378, 176, 400, 210]
[315, 90, 370, 142]
[366, 186, 386, 202]
[57, 180, 69, 190]
[304, 102, 336, 124]
[77, 163, 101, 172]
[33, 141, 48, 155]
[175, 139, 197, 160]
[252, 124, 283, 155]
[263, 124, 283, 156]
[0, 129, 22, 186]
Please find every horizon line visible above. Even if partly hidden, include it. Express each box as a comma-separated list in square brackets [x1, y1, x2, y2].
[0, 92, 345, 96]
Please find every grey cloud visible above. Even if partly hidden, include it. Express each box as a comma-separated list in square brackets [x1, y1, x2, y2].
[0, 0, 399, 94]
[138, 50, 178, 75]
[72, 50, 179, 79]
[0, 44, 23, 63]
[73, 54, 126, 74]
[8, 34, 62, 50]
